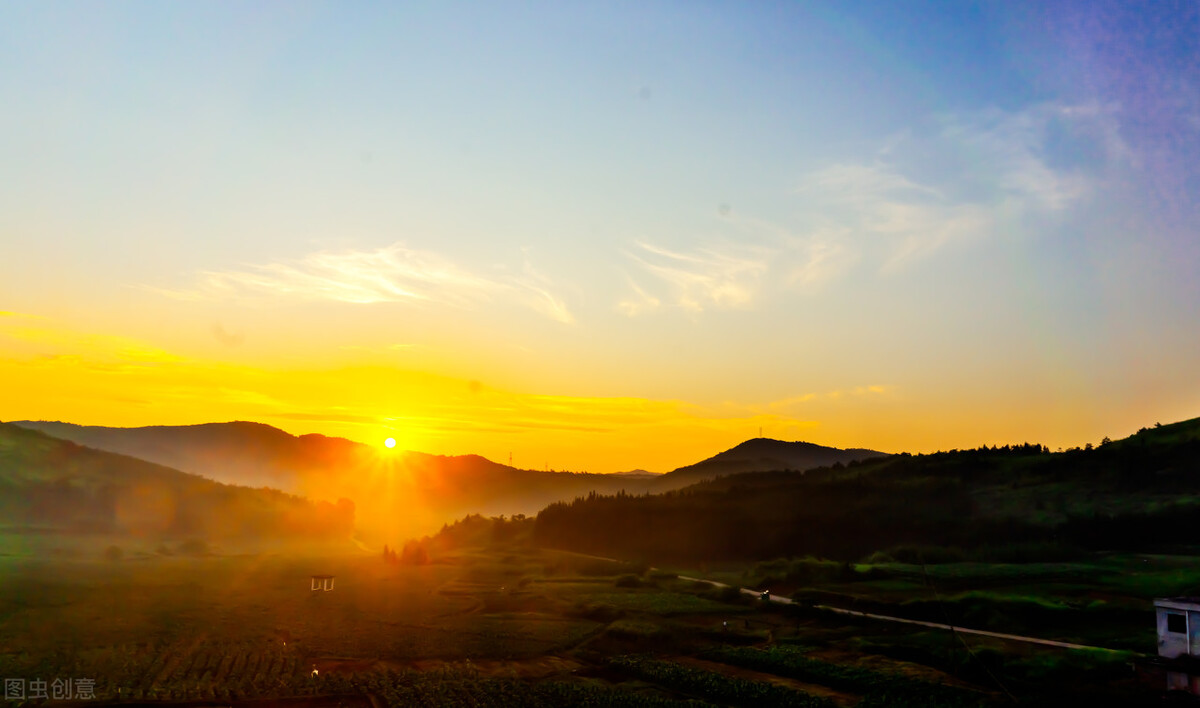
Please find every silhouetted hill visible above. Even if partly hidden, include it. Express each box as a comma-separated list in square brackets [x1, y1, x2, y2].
[11, 421, 651, 541]
[11, 420, 362, 491]
[0, 422, 353, 539]
[652, 437, 888, 490]
[534, 416, 1200, 563]
[611, 469, 660, 478]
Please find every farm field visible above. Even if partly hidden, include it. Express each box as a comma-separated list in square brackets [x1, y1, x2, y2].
[0, 537, 1178, 707]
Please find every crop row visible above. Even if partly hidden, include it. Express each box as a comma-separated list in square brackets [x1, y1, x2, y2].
[700, 646, 984, 708]
[0, 643, 309, 702]
[608, 655, 834, 708]
[2, 650, 723, 707]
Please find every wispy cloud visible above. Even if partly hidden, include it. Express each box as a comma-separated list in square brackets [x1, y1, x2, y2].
[511, 253, 575, 324]
[0, 321, 184, 365]
[621, 240, 771, 313]
[158, 242, 574, 324]
[766, 385, 894, 411]
[620, 103, 1115, 315]
[616, 277, 662, 316]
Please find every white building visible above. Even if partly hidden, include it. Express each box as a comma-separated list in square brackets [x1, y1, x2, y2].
[1154, 598, 1200, 695]
[1155, 598, 1200, 659]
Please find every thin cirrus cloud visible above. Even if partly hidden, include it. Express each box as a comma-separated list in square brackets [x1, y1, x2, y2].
[795, 103, 1116, 272]
[619, 240, 771, 315]
[160, 242, 575, 324]
[620, 102, 1123, 316]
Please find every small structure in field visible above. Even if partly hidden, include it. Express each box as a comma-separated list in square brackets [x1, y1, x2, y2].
[1154, 598, 1200, 695]
[1156, 598, 1200, 658]
[310, 574, 335, 592]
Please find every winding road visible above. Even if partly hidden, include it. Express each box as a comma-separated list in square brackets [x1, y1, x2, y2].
[549, 549, 1131, 654]
[675, 575, 1129, 654]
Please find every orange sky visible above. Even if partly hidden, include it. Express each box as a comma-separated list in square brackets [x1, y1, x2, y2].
[3, 4, 1198, 473]
[2, 311, 1188, 473]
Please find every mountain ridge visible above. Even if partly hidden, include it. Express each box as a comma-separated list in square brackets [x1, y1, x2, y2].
[652, 436, 889, 488]
[0, 422, 354, 540]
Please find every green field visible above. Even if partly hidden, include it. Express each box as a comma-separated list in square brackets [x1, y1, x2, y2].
[0, 537, 1180, 707]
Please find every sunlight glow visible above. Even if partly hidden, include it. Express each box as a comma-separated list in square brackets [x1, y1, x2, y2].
[384, 437, 396, 449]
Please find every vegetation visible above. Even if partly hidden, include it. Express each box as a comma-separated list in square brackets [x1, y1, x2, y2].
[534, 418, 1200, 564]
[5, 416, 1199, 705]
[702, 645, 981, 707]
[608, 655, 835, 707]
[0, 422, 355, 540]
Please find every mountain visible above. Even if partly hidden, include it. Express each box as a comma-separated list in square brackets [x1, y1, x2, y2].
[651, 437, 888, 490]
[611, 469, 660, 478]
[11, 420, 360, 491]
[10, 421, 652, 541]
[0, 422, 353, 540]
[11, 421, 889, 541]
[534, 416, 1200, 563]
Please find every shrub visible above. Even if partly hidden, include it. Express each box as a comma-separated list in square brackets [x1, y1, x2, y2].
[614, 574, 645, 588]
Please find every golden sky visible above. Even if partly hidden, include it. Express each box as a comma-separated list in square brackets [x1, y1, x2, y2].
[2, 4, 1198, 472]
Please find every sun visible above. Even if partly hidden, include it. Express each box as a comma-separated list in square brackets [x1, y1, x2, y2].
[384, 437, 396, 449]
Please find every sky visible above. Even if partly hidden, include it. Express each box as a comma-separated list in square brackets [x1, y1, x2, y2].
[2, 1, 1198, 473]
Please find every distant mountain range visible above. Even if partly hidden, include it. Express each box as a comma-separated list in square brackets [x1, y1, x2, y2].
[7, 420, 888, 542]
[10, 420, 359, 491]
[11, 413, 1197, 563]
[8, 420, 645, 540]
[0, 422, 353, 540]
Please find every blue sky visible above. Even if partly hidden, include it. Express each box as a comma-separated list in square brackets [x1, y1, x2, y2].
[2, 1, 1198, 470]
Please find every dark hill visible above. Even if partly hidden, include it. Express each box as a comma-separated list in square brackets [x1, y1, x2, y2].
[11, 421, 652, 540]
[534, 416, 1200, 564]
[0, 422, 353, 539]
[11, 420, 361, 491]
[652, 437, 888, 490]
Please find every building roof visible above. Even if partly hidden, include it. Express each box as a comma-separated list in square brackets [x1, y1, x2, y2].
[1155, 597, 1200, 610]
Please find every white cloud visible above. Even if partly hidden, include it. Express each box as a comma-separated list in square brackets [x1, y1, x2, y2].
[159, 242, 575, 324]
[617, 277, 662, 316]
[512, 255, 575, 325]
[793, 102, 1121, 271]
[621, 103, 1122, 316]
[622, 241, 770, 314]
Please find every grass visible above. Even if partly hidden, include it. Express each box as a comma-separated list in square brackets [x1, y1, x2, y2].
[567, 591, 742, 615]
[0, 538, 1181, 706]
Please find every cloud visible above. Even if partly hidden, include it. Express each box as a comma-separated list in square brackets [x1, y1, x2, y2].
[794, 159, 992, 273]
[510, 254, 575, 324]
[0, 311, 46, 321]
[793, 102, 1123, 271]
[268, 412, 381, 425]
[621, 240, 770, 313]
[0, 321, 183, 365]
[619, 103, 1116, 315]
[160, 242, 574, 324]
[617, 277, 662, 316]
[768, 385, 894, 411]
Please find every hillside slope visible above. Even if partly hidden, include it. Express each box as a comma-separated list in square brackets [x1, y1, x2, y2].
[535, 417, 1200, 563]
[11, 421, 653, 539]
[652, 437, 888, 490]
[0, 422, 354, 539]
[11, 420, 360, 491]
